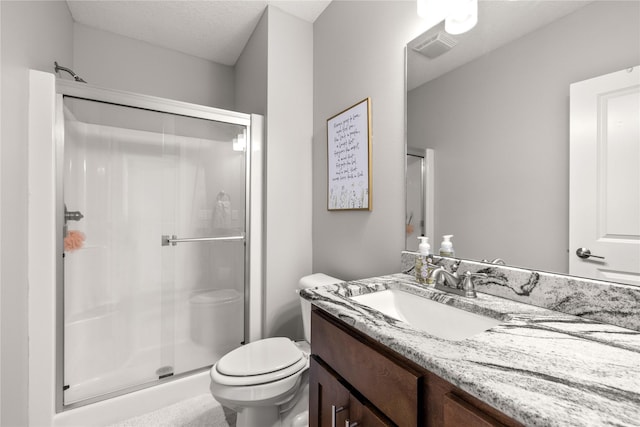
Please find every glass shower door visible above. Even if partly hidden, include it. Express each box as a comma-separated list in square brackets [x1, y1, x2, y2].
[61, 97, 247, 405]
[160, 113, 246, 377]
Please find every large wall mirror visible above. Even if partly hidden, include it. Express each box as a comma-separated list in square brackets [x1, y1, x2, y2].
[406, 1, 639, 285]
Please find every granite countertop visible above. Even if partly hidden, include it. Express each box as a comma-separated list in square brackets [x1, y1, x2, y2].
[300, 273, 640, 427]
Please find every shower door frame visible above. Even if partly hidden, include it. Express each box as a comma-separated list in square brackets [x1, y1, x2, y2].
[54, 80, 255, 412]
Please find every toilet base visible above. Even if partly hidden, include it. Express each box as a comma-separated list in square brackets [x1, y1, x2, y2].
[232, 383, 309, 427]
[281, 383, 309, 427]
[236, 405, 280, 427]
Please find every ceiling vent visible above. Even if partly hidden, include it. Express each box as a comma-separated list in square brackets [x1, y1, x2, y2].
[412, 31, 458, 59]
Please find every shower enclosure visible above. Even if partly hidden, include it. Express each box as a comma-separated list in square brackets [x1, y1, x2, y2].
[56, 83, 256, 409]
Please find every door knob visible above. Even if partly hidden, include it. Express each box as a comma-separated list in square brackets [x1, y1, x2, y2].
[576, 248, 605, 260]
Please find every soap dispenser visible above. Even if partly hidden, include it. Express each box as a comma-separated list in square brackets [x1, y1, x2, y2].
[415, 236, 434, 284]
[439, 235, 455, 257]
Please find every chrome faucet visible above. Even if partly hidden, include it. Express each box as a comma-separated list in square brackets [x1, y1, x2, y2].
[430, 267, 486, 298]
[430, 267, 460, 288]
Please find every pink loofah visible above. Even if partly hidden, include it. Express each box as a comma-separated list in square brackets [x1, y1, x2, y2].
[64, 230, 85, 252]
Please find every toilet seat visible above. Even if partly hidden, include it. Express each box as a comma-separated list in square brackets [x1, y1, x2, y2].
[211, 337, 307, 386]
[212, 357, 308, 386]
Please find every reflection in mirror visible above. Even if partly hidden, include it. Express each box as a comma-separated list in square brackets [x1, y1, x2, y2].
[569, 66, 640, 286]
[405, 1, 640, 284]
[406, 148, 434, 251]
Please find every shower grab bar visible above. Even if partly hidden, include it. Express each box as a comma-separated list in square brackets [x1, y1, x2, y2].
[161, 234, 245, 246]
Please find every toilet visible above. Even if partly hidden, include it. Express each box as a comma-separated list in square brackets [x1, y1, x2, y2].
[209, 273, 342, 427]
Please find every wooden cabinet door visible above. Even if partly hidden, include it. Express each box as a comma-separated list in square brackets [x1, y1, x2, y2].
[310, 355, 393, 427]
[347, 395, 391, 427]
[310, 356, 350, 427]
[443, 393, 506, 427]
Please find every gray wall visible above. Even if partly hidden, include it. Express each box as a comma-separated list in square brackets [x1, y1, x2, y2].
[74, 23, 236, 109]
[312, 1, 423, 280]
[235, 10, 268, 116]
[237, 6, 314, 340]
[264, 7, 314, 339]
[407, 1, 640, 274]
[235, 9, 268, 341]
[0, 2, 74, 425]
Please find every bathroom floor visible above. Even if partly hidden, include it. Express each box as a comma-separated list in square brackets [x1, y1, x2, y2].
[107, 394, 236, 427]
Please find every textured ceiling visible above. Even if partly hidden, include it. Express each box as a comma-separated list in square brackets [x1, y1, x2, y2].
[66, 0, 332, 66]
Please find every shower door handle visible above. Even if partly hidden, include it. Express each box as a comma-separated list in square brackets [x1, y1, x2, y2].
[161, 234, 245, 246]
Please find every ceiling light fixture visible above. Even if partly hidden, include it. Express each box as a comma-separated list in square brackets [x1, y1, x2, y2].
[417, 0, 478, 35]
[445, 0, 478, 35]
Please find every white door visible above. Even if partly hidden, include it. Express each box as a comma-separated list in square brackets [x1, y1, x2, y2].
[569, 66, 640, 286]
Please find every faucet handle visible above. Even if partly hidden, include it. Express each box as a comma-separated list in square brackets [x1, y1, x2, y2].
[461, 272, 487, 298]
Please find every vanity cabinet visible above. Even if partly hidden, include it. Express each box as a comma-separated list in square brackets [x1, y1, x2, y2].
[310, 306, 421, 426]
[310, 307, 523, 427]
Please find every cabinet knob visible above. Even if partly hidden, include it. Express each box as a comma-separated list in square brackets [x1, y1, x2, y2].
[345, 421, 359, 427]
[331, 405, 346, 427]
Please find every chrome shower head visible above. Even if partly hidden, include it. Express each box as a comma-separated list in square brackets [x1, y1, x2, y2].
[54, 61, 87, 83]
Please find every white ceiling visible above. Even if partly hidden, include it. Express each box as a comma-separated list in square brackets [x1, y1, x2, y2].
[66, 0, 332, 66]
[407, 1, 593, 91]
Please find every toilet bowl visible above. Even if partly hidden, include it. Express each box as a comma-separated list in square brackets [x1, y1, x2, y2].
[209, 273, 342, 427]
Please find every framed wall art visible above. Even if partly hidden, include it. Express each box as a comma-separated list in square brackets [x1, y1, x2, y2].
[326, 98, 372, 211]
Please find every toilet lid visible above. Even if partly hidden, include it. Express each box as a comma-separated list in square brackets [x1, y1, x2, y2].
[212, 355, 308, 386]
[216, 337, 303, 377]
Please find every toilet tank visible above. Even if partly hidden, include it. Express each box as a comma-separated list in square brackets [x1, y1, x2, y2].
[299, 273, 342, 342]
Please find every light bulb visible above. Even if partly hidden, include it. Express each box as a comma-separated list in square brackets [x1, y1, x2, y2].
[445, 0, 478, 35]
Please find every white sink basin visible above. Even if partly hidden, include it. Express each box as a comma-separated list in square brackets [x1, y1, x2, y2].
[350, 289, 502, 341]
